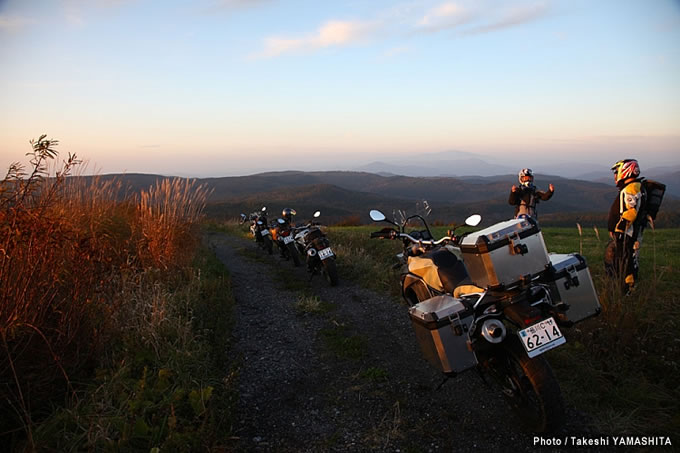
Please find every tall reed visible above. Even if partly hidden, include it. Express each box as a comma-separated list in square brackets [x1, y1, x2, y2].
[0, 136, 211, 447]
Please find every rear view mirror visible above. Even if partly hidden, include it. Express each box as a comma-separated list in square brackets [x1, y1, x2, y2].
[313, 211, 321, 218]
[261, 206, 267, 212]
[465, 214, 482, 227]
[370, 210, 386, 222]
[277, 218, 285, 225]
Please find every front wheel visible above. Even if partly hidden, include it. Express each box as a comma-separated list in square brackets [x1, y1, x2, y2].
[480, 338, 565, 432]
[322, 258, 339, 286]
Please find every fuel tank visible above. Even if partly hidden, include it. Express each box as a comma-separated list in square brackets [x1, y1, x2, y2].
[407, 248, 471, 293]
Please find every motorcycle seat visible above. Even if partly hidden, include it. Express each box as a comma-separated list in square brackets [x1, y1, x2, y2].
[453, 284, 485, 298]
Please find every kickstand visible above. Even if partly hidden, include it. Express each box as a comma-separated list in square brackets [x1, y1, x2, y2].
[476, 368, 492, 389]
[435, 375, 450, 391]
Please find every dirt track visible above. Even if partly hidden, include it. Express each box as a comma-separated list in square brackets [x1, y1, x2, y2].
[206, 231, 592, 452]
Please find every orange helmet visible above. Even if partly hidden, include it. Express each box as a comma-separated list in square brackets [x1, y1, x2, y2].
[611, 159, 640, 185]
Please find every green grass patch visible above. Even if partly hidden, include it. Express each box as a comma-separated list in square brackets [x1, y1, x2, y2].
[320, 325, 368, 360]
[359, 366, 389, 382]
[295, 294, 335, 315]
[203, 220, 251, 240]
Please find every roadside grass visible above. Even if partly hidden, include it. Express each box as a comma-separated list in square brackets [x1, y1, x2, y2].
[31, 247, 237, 451]
[1, 137, 235, 451]
[328, 224, 680, 436]
[326, 226, 404, 298]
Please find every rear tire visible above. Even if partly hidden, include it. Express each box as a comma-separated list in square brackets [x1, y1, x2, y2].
[322, 258, 339, 286]
[264, 236, 273, 255]
[287, 243, 301, 267]
[481, 337, 565, 432]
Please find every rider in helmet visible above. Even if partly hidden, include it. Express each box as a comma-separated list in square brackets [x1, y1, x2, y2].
[606, 159, 646, 294]
[508, 168, 555, 219]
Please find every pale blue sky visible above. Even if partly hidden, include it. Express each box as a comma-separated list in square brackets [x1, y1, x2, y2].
[1, 0, 679, 176]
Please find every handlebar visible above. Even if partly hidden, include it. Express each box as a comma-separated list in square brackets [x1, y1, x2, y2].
[400, 233, 452, 246]
[370, 230, 452, 245]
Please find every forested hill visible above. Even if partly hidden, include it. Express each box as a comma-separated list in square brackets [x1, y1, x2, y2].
[95, 171, 679, 227]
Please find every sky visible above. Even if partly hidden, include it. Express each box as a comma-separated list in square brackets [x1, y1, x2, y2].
[1, 0, 679, 177]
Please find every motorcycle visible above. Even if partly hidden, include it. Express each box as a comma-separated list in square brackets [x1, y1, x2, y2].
[293, 211, 339, 286]
[369, 209, 601, 432]
[247, 207, 274, 255]
[270, 214, 302, 267]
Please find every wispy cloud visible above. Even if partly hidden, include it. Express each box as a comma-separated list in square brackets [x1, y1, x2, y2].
[417, 3, 476, 33]
[414, 1, 550, 35]
[0, 15, 33, 32]
[253, 19, 379, 59]
[460, 2, 551, 35]
[251, 1, 552, 59]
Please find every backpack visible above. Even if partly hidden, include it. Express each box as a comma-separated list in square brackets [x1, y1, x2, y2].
[641, 178, 666, 221]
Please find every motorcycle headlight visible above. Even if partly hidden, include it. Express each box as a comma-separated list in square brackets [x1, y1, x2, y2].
[481, 319, 506, 344]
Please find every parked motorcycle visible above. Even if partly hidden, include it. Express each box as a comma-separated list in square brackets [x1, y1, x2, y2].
[293, 211, 339, 286]
[247, 207, 274, 254]
[270, 208, 301, 267]
[369, 209, 601, 432]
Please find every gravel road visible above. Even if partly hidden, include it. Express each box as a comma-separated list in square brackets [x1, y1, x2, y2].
[205, 232, 592, 452]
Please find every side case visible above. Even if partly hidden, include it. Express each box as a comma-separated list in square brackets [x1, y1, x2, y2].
[545, 253, 601, 323]
[460, 218, 550, 289]
[408, 295, 477, 375]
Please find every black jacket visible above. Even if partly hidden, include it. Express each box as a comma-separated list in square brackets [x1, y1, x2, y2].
[508, 185, 553, 218]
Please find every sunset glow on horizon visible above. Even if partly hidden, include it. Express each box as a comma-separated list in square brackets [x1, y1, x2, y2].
[1, 0, 679, 177]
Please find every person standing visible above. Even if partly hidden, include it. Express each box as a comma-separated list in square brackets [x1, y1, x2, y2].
[508, 168, 555, 219]
[606, 159, 646, 294]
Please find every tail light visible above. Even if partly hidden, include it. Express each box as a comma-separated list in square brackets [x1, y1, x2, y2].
[523, 315, 543, 326]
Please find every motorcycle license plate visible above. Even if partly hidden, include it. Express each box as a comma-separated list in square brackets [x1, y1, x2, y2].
[519, 317, 566, 358]
[283, 235, 295, 244]
[260, 229, 269, 236]
[318, 247, 334, 260]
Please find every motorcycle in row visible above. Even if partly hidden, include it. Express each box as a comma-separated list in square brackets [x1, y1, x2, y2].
[271, 208, 302, 267]
[293, 211, 339, 286]
[369, 209, 601, 432]
[241, 207, 274, 255]
[241, 207, 339, 286]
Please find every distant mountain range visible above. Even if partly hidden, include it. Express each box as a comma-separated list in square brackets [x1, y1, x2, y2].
[96, 170, 679, 228]
[348, 150, 680, 184]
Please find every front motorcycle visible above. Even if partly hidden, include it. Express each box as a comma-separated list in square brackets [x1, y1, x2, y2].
[370, 210, 601, 432]
[294, 211, 339, 286]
